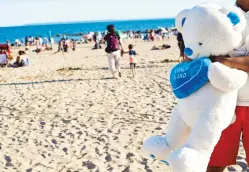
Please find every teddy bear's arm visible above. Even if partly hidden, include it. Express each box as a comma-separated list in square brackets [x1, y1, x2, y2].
[167, 109, 227, 172]
[208, 62, 247, 92]
[164, 108, 190, 151]
[143, 108, 189, 161]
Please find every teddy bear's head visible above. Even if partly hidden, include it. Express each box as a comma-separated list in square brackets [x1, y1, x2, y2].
[176, 4, 246, 59]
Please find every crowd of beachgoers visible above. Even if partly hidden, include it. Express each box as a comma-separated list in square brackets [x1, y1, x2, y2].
[10, 27, 176, 48]
[0, 27, 177, 70]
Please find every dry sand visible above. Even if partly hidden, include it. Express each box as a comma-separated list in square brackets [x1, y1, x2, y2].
[0, 38, 247, 172]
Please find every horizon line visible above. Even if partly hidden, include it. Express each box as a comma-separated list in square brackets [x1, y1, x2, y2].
[0, 17, 175, 28]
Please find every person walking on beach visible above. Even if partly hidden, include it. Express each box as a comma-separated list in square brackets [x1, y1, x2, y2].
[6, 40, 10, 47]
[123, 44, 138, 77]
[25, 36, 28, 47]
[93, 31, 102, 49]
[207, 0, 249, 171]
[50, 37, 54, 50]
[127, 44, 138, 77]
[150, 30, 155, 41]
[35, 37, 42, 53]
[104, 24, 124, 78]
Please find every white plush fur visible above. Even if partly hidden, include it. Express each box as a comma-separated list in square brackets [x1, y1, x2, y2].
[143, 4, 248, 172]
[178, 5, 246, 60]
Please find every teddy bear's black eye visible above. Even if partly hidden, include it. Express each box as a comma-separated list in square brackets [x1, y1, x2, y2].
[199, 42, 203, 46]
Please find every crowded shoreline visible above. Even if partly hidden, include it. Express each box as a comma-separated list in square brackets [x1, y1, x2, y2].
[8, 27, 176, 46]
[0, 27, 176, 69]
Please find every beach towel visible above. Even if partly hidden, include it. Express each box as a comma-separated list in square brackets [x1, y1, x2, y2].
[170, 57, 211, 99]
[0, 54, 7, 64]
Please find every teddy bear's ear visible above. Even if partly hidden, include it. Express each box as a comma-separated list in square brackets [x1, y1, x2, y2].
[176, 9, 190, 33]
[219, 7, 246, 32]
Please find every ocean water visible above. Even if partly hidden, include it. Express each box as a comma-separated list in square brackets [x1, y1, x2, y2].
[0, 18, 175, 44]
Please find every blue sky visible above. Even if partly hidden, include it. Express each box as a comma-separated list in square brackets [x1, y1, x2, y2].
[1, 0, 235, 27]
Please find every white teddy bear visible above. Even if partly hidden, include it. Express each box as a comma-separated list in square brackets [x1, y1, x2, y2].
[143, 4, 248, 172]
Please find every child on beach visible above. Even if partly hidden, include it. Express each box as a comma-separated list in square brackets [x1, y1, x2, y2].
[124, 44, 138, 77]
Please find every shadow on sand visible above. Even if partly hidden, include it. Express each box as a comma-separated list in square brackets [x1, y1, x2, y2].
[0, 77, 116, 86]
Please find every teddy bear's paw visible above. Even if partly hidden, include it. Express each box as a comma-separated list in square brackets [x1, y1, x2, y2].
[143, 135, 172, 160]
[150, 154, 156, 159]
[160, 160, 169, 165]
[168, 146, 209, 172]
[149, 154, 169, 165]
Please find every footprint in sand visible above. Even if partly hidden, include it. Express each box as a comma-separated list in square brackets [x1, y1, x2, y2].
[105, 154, 112, 162]
[26, 168, 32, 172]
[82, 161, 96, 170]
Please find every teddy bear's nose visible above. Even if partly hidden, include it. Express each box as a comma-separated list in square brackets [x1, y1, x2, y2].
[184, 48, 193, 57]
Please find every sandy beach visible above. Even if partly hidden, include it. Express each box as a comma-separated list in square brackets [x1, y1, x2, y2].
[0, 38, 247, 172]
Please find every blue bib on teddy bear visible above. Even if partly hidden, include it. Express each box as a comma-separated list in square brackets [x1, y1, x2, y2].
[170, 57, 212, 99]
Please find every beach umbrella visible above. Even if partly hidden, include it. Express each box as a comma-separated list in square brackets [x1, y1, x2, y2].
[116, 30, 128, 39]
